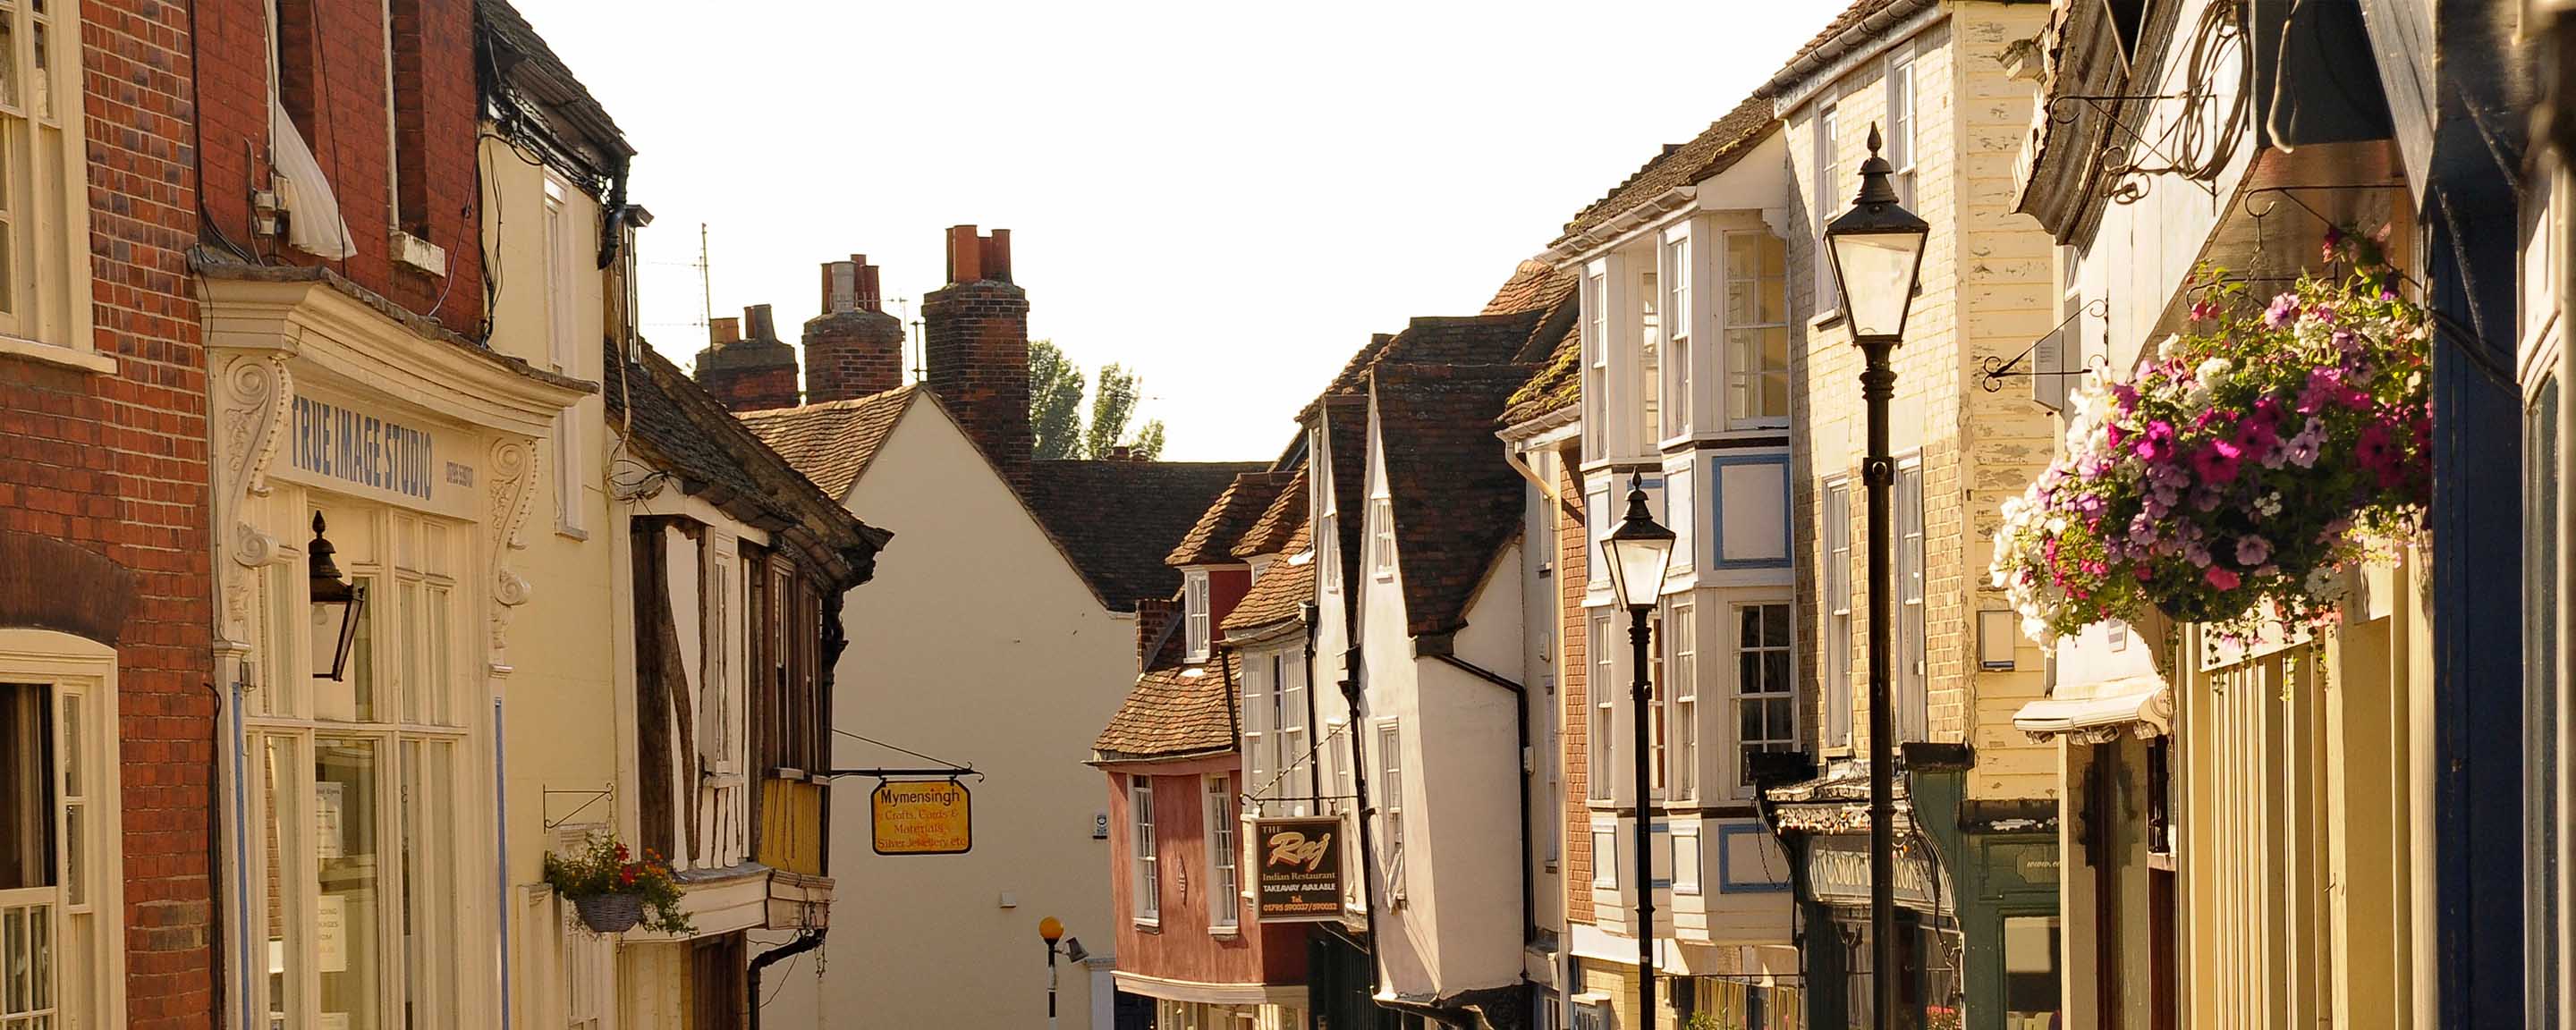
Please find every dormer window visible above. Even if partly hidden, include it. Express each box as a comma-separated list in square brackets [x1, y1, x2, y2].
[1183, 570, 1211, 662]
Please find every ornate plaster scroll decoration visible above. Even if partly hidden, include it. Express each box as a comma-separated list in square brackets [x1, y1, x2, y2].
[486, 435, 541, 663]
[216, 354, 294, 652]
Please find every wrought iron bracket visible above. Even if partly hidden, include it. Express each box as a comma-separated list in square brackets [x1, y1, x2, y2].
[1980, 297, 2110, 393]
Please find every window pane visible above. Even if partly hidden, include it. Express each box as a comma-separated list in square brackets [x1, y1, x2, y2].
[402, 741, 455, 1029]
[0, 683, 50, 891]
[399, 580, 423, 724]
[263, 737, 300, 1027]
[316, 738, 383, 1030]
[55, 806, 74, 908]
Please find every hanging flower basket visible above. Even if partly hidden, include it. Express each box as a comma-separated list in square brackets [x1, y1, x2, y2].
[1991, 237, 2431, 646]
[571, 891, 645, 934]
[543, 833, 694, 935]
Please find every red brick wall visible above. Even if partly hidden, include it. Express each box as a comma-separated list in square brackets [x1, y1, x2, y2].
[699, 361, 800, 413]
[923, 227, 1030, 489]
[0, 2, 219, 1026]
[195, 0, 484, 337]
[1555, 452, 1591, 924]
[801, 310, 906, 403]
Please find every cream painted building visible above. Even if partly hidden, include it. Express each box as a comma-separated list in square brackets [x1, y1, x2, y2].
[741, 232, 1258, 1030]
[1764, 2, 2065, 1027]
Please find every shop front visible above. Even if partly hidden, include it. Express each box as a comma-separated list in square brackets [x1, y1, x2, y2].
[205, 267, 587, 1030]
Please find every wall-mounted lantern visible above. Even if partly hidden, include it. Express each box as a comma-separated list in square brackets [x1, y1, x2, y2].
[308, 511, 368, 681]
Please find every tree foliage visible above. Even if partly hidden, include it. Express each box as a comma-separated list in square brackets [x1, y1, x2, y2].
[1028, 343, 1167, 460]
[1030, 340, 1086, 460]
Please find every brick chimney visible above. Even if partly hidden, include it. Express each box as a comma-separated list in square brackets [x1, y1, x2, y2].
[802, 254, 908, 403]
[923, 225, 1031, 488]
[1135, 596, 1180, 671]
[693, 304, 801, 412]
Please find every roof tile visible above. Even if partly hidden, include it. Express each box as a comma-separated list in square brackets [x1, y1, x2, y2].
[1166, 471, 1299, 568]
[1554, 94, 1780, 247]
[1223, 522, 1315, 636]
[737, 385, 919, 501]
[1091, 655, 1239, 761]
[1026, 460, 1267, 608]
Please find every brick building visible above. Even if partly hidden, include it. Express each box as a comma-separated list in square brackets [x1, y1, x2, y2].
[0, 0, 217, 1027]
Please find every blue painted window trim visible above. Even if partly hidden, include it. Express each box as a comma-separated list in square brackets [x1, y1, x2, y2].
[1715, 822, 1793, 893]
[1705, 453, 1794, 570]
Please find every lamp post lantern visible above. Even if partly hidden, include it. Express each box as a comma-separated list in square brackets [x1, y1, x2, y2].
[1601, 473, 1675, 1027]
[1823, 122, 1931, 1030]
[1038, 916, 1064, 1030]
[307, 511, 368, 681]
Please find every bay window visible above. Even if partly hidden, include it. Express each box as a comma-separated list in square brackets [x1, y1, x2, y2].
[1668, 601, 1698, 802]
[1725, 232, 1792, 427]
[1663, 231, 1694, 439]
[1638, 268, 1661, 447]
[1206, 776, 1239, 932]
[249, 503, 476, 1028]
[1735, 603, 1796, 787]
[1241, 654, 1269, 812]
[1278, 650, 1308, 816]
[1590, 615, 1614, 802]
[1584, 269, 1609, 462]
[1648, 607, 1666, 800]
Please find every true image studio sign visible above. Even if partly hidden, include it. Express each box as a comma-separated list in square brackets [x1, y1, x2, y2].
[1253, 817, 1343, 923]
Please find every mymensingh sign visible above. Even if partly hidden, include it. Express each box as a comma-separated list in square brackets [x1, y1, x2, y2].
[871, 780, 971, 856]
[290, 394, 445, 502]
[1252, 816, 1344, 923]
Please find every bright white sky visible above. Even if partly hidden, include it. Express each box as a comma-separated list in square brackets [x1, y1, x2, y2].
[510, 1, 1843, 460]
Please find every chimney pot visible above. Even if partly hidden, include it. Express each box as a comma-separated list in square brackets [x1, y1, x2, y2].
[711, 317, 741, 345]
[946, 224, 984, 284]
[743, 304, 777, 342]
[924, 225, 1032, 488]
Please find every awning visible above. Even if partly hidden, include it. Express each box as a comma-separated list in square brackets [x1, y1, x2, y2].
[2013, 676, 2172, 742]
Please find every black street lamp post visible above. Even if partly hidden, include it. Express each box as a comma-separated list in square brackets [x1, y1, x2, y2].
[1602, 474, 1676, 1027]
[1823, 124, 1932, 1030]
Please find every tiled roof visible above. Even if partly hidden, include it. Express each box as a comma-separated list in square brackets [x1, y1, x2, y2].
[1555, 94, 1780, 248]
[1481, 259, 1580, 317]
[604, 339, 890, 587]
[1370, 359, 1541, 639]
[1223, 522, 1315, 636]
[1501, 327, 1583, 428]
[1026, 460, 1267, 609]
[1166, 471, 1299, 568]
[1765, 0, 1928, 97]
[736, 385, 919, 501]
[1091, 656, 1239, 762]
[1231, 468, 1309, 560]
[476, 0, 631, 173]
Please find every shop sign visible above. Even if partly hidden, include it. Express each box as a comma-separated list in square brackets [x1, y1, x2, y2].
[1253, 816, 1344, 923]
[870, 780, 970, 856]
[1807, 836, 1942, 912]
[281, 391, 479, 519]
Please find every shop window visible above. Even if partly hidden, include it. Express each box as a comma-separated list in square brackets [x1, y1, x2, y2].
[250, 510, 471, 1026]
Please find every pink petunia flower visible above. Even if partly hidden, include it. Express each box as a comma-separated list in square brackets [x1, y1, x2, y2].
[2205, 566, 2242, 591]
[2190, 439, 2242, 485]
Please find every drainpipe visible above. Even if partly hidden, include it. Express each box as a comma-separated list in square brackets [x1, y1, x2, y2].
[1340, 646, 1382, 1000]
[1428, 649, 1538, 949]
[748, 928, 826, 1030]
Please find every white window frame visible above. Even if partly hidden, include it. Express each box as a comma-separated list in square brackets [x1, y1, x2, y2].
[1886, 54, 1919, 207]
[1814, 105, 1843, 314]
[554, 410, 587, 539]
[0, 0, 100, 373]
[1735, 603, 1798, 788]
[1590, 614, 1615, 803]
[1647, 606, 1665, 801]
[0, 629, 123, 1030]
[1667, 600, 1698, 804]
[1586, 484, 1613, 590]
[1370, 495, 1396, 581]
[1279, 649, 1309, 816]
[1636, 264, 1661, 450]
[1823, 479, 1854, 749]
[1377, 719, 1405, 902]
[1725, 231, 1792, 428]
[543, 177, 579, 372]
[1896, 460, 1929, 741]
[1241, 652, 1270, 812]
[1131, 778, 1159, 924]
[1584, 268, 1610, 463]
[1184, 569, 1212, 662]
[1661, 228, 1694, 441]
[1206, 775, 1239, 932]
[1666, 465, 1694, 574]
